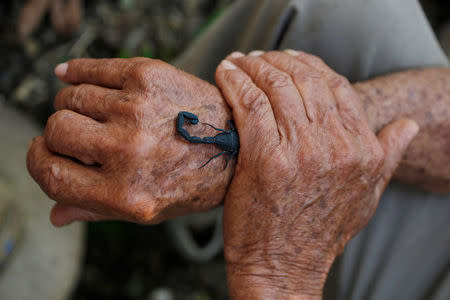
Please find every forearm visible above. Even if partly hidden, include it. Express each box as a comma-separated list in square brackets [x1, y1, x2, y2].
[354, 67, 450, 193]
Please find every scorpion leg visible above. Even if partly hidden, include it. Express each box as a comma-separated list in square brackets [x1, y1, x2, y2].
[223, 150, 238, 170]
[227, 120, 236, 130]
[199, 151, 228, 169]
[202, 122, 227, 132]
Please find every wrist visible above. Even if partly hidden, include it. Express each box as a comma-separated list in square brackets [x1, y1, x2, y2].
[224, 243, 334, 300]
[223, 195, 335, 299]
[226, 261, 328, 300]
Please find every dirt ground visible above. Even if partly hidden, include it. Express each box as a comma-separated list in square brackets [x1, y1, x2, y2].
[0, 1, 448, 300]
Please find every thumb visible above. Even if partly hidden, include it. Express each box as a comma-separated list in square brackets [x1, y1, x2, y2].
[374, 118, 419, 199]
[50, 203, 108, 227]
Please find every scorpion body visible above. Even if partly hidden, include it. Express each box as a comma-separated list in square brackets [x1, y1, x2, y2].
[176, 111, 239, 169]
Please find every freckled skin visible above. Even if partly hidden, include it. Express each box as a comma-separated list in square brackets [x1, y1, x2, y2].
[27, 58, 235, 225]
[354, 68, 450, 193]
[25, 52, 447, 298]
[215, 51, 419, 299]
[26, 55, 449, 228]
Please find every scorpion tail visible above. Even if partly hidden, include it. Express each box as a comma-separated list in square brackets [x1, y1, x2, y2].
[178, 111, 199, 125]
[177, 111, 204, 143]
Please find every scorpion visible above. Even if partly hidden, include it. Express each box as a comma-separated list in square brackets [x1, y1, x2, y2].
[176, 111, 239, 169]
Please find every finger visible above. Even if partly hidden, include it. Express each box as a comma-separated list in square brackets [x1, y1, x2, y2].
[215, 59, 280, 151]
[261, 51, 340, 123]
[373, 119, 419, 199]
[54, 84, 130, 121]
[54, 58, 145, 89]
[50, 203, 111, 227]
[44, 110, 113, 165]
[27, 136, 108, 209]
[285, 50, 366, 132]
[226, 52, 309, 143]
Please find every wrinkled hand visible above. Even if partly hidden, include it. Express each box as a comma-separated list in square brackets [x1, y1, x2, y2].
[27, 57, 233, 226]
[216, 50, 419, 299]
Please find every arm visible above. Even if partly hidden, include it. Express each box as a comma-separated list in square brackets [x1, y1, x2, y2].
[26, 52, 449, 226]
[355, 68, 450, 192]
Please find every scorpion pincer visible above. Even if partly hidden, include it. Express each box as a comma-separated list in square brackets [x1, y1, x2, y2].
[176, 111, 239, 169]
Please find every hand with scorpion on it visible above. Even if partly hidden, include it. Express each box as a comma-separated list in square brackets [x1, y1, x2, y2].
[27, 57, 235, 225]
[216, 50, 419, 299]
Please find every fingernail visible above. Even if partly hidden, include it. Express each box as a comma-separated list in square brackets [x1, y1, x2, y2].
[406, 120, 420, 139]
[230, 51, 245, 58]
[284, 49, 299, 56]
[220, 60, 237, 70]
[51, 163, 60, 178]
[54, 63, 68, 77]
[249, 50, 264, 56]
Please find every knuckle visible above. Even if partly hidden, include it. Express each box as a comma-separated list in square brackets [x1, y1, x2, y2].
[129, 57, 149, 64]
[44, 112, 61, 141]
[292, 69, 322, 84]
[49, 109, 71, 124]
[262, 70, 292, 88]
[54, 87, 70, 110]
[116, 187, 156, 224]
[69, 84, 88, 110]
[223, 69, 247, 86]
[114, 91, 132, 103]
[329, 75, 349, 89]
[45, 110, 69, 130]
[263, 51, 283, 60]
[311, 55, 326, 66]
[128, 61, 153, 83]
[240, 81, 269, 112]
[44, 110, 76, 148]
[133, 204, 157, 224]
[127, 59, 166, 84]
[300, 51, 326, 66]
[55, 84, 86, 111]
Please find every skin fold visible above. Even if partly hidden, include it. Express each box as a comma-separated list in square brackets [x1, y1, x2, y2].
[26, 52, 449, 228]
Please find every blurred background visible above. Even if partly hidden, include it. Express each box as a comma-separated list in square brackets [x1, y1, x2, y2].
[0, 0, 448, 300]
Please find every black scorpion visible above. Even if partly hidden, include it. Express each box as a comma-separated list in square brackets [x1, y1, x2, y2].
[176, 111, 239, 169]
